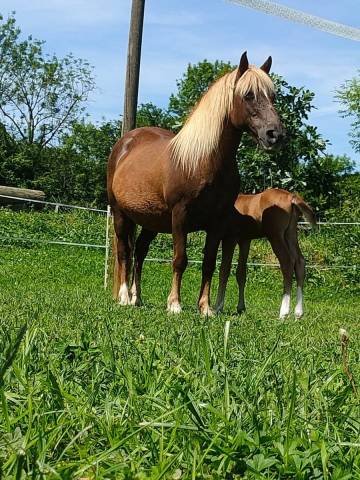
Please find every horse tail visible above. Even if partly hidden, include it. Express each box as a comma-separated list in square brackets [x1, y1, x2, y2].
[291, 194, 317, 227]
[112, 225, 120, 299]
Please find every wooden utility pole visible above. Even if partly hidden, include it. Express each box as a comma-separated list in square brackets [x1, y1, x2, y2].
[122, 0, 146, 135]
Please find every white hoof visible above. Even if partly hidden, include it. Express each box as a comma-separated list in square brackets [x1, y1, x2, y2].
[167, 301, 182, 314]
[200, 305, 215, 317]
[279, 294, 290, 319]
[130, 294, 142, 306]
[118, 284, 131, 306]
[294, 307, 303, 319]
[119, 295, 131, 306]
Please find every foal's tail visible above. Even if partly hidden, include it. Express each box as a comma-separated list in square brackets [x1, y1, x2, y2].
[291, 194, 317, 227]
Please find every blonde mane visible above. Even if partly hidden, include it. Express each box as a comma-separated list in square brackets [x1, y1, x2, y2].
[169, 66, 275, 174]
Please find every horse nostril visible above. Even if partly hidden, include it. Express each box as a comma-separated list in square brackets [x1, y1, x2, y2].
[266, 129, 277, 139]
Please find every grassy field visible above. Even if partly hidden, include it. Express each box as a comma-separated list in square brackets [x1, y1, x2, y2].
[1, 209, 360, 479]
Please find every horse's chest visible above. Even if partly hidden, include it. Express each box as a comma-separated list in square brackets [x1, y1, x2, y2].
[187, 175, 239, 230]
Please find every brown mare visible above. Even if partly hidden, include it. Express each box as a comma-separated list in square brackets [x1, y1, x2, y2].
[107, 52, 284, 315]
[215, 188, 316, 318]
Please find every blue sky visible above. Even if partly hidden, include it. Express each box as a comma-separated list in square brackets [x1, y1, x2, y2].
[2, 0, 359, 165]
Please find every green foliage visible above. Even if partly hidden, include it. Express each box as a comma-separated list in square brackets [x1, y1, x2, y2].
[327, 173, 360, 221]
[302, 154, 354, 213]
[0, 13, 95, 146]
[136, 102, 174, 129]
[336, 71, 360, 153]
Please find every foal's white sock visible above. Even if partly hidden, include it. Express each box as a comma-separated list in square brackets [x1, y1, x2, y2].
[294, 287, 303, 318]
[279, 293, 291, 319]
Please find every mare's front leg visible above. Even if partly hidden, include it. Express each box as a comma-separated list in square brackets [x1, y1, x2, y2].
[198, 232, 221, 317]
[236, 239, 250, 314]
[167, 204, 188, 314]
[215, 236, 237, 313]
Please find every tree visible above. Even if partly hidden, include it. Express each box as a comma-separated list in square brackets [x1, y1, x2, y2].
[136, 102, 173, 129]
[301, 154, 354, 212]
[0, 14, 95, 147]
[336, 72, 360, 154]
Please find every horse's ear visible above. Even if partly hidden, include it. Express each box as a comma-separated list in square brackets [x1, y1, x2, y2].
[260, 56, 272, 74]
[236, 51, 249, 81]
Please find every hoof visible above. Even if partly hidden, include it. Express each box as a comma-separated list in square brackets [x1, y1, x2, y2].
[119, 297, 132, 306]
[236, 306, 246, 315]
[200, 305, 215, 317]
[167, 301, 182, 314]
[294, 308, 303, 319]
[215, 303, 224, 315]
[118, 284, 131, 306]
[130, 295, 142, 307]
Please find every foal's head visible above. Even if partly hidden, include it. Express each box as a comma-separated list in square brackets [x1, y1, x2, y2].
[230, 52, 284, 149]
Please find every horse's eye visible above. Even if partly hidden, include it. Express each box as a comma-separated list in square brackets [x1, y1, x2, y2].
[245, 92, 255, 101]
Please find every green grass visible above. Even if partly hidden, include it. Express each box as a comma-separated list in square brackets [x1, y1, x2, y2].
[1, 240, 360, 479]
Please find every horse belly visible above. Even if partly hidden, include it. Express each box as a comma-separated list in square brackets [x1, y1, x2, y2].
[113, 176, 172, 233]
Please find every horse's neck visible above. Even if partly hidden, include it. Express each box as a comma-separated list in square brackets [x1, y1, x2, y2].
[211, 123, 243, 174]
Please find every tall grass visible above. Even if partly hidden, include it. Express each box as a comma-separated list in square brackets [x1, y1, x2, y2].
[0, 210, 360, 480]
[0, 238, 359, 478]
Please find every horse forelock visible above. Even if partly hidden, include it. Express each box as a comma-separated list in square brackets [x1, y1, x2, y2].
[235, 66, 275, 99]
[169, 66, 275, 175]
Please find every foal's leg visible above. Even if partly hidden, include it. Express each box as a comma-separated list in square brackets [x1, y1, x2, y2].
[198, 232, 221, 317]
[167, 205, 188, 314]
[113, 210, 136, 305]
[215, 237, 237, 313]
[285, 222, 305, 318]
[130, 228, 157, 306]
[236, 239, 251, 314]
[269, 235, 295, 319]
[294, 240, 305, 318]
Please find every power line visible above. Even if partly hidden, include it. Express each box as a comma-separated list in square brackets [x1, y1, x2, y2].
[227, 0, 360, 42]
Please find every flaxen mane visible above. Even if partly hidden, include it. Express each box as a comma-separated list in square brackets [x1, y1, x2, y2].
[169, 66, 274, 174]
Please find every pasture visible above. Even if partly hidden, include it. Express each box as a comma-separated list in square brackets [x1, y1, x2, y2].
[1, 209, 360, 479]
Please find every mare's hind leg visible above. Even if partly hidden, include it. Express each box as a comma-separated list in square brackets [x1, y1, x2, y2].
[236, 239, 251, 314]
[215, 236, 237, 313]
[130, 228, 157, 306]
[167, 204, 188, 314]
[113, 209, 135, 305]
[269, 235, 295, 319]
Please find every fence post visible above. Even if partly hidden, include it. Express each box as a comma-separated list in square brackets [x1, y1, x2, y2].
[104, 205, 112, 289]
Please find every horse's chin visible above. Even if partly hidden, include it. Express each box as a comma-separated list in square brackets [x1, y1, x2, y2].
[256, 138, 274, 151]
[257, 137, 281, 151]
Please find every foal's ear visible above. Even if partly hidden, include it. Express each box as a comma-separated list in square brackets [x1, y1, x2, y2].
[260, 56, 272, 74]
[235, 51, 249, 81]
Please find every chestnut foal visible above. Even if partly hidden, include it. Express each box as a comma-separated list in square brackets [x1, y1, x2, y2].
[107, 53, 284, 315]
[215, 188, 316, 318]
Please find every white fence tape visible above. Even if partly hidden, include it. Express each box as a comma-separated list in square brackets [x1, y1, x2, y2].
[1, 199, 359, 280]
[2, 236, 358, 271]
